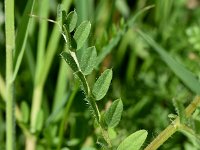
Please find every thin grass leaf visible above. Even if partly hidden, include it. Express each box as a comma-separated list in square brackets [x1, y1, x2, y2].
[95, 5, 154, 68]
[52, 61, 68, 112]
[138, 30, 200, 95]
[35, 0, 49, 86]
[36, 109, 44, 131]
[117, 130, 148, 150]
[57, 4, 63, 27]
[13, 0, 35, 81]
[20, 101, 30, 123]
[127, 5, 155, 28]
[95, 29, 125, 68]
[36, 0, 72, 86]
[179, 125, 200, 149]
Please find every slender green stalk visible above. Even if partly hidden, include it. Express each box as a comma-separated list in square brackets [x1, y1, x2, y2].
[25, 135, 36, 150]
[57, 83, 78, 150]
[5, 0, 15, 149]
[0, 73, 6, 100]
[52, 61, 69, 112]
[69, 52, 101, 123]
[29, 1, 72, 149]
[144, 119, 179, 150]
[144, 96, 200, 150]
[30, 0, 72, 132]
[30, 85, 43, 132]
[65, 51, 112, 146]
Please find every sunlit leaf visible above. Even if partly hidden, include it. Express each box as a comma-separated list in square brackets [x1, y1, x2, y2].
[65, 10, 77, 32]
[78, 46, 97, 75]
[117, 130, 148, 150]
[105, 99, 123, 128]
[73, 21, 91, 50]
[92, 69, 112, 100]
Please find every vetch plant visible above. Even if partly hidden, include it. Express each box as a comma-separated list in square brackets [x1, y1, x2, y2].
[4, 0, 200, 149]
[59, 8, 148, 149]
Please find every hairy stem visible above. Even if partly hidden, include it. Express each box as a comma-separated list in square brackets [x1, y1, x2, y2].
[68, 51, 112, 146]
[5, 0, 15, 149]
[144, 96, 200, 150]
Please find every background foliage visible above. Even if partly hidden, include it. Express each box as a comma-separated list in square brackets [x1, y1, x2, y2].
[1, 0, 200, 149]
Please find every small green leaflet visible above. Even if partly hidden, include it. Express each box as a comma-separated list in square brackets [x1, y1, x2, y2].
[20, 101, 30, 123]
[92, 69, 113, 101]
[62, 25, 77, 50]
[78, 46, 97, 75]
[117, 130, 148, 150]
[36, 109, 44, 131]
[65, 10, 77, 32]
[74, 21, 91, 50]
[105, 99, 123, 128]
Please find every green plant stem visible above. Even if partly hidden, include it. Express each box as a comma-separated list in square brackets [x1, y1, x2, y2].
[5, 0, 15, 149]
[52, 61, 68, 112]
[71, 52, 101, 123]
[0, 73, 6, 100]
[144, 96, 200, 150]
[30, 85, 43, 132]
[29, 2, 72, 149]
[0, 74, 23, 124]
[68, 52, 112, 146]
[57, 84, 78, 150]
[25, 134, 36, 150]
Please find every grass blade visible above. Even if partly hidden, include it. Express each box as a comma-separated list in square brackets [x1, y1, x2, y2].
[35, 0, 49, 84]
[138, 30, 200, 95]
[13, 0, 35, 81]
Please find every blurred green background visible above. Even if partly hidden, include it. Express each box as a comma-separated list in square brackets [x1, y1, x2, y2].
[1, 0, 200, 149]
